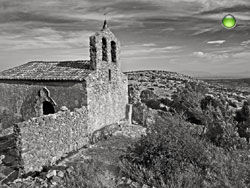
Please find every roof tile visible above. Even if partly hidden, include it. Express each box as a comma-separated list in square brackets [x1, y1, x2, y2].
[0, 60, 93, 81]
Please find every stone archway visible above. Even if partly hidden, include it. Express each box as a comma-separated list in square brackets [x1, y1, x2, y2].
[35, 87, 57, 116]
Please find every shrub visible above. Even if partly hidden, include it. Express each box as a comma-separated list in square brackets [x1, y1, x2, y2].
[123, 81, 250, 187]
[170, 82, 207, 125]
[235, 101, 250, 123]
[159, 97, 172, 106]
[120, 114, 209, 187]
[120, 112, 250, 187]
[61, 159, 104, 188]
[235, 101, 250, 141]
[140, 89, 157, 103]
[201, 95, 222, 112]
[144, 100, 168, 111]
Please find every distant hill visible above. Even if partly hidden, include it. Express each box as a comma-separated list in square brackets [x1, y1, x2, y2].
[125, 70, 195, 82]
[180, 70, 250, 79]
[180, 70, 214, 78]
[204, 78, 250, 93]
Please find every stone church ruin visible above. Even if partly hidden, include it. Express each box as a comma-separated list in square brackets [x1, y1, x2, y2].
[0, 21, 129, 181]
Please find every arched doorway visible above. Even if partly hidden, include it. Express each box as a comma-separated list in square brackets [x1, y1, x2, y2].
[43, 101, 55, 115]
[35, 87, 57, 116]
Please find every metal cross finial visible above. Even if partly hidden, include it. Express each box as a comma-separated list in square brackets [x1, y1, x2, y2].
[103, 13, 108, 29]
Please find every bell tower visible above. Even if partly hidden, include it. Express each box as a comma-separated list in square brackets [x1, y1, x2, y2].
[89, 20, 120, 71]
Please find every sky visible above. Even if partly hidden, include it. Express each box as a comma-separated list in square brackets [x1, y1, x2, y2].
[0, 0, 250, 76]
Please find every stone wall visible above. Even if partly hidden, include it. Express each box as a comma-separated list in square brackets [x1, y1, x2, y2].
[17, 107, 88, 173]
[86, 69, 128, 132]
[0, 125, 22, 184]
[0, 80, 87, 129]
[0, 106, 129, 183]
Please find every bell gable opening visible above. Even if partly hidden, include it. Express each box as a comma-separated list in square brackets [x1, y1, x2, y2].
[102, 37, 108, 61]
[111, 41, 117, 62]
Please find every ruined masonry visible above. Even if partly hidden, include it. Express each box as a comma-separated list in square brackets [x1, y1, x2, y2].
[0, 21, 129, 180]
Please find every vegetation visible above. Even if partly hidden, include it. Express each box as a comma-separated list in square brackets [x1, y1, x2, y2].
[120, 82, 250, 188]
[57, 159, 104, 188]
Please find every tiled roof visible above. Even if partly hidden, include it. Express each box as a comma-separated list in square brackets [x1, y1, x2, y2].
[0, 60, 93, 81]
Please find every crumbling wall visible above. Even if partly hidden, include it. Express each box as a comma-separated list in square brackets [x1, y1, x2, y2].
[0, 125, 22, 184]
[17, 107, 89, 173]
[0, 106, 129, 183]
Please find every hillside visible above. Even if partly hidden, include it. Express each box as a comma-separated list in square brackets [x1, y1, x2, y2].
[126, 70, 250, 111]
[122, 70, 250, 187]
[126, 70, 198, 101]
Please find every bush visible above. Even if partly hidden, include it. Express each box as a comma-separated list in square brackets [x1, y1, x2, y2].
[201, 95, 223, 112]
[123, 81, 250, 187]
[234, 101, 250, 141]
[201, 102, 248, 150]
[119, 112, 250, 187]
[144, 100, 168, 111]
[140, 89, 158, 103]
[61, 159, 104, 188]
[159, 97, 172, 106]
[170, 82, 207, 125]
[120, 114, 209, 187]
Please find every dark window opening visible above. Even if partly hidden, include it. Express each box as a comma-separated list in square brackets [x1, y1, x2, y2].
[43, 101, 55, 115]
[111, 41, 117, 62]
[109, 69, 111, 81]
[102, 38, 107, 61]
[111, 41, 116, 62]
[90, 43, 97, 62]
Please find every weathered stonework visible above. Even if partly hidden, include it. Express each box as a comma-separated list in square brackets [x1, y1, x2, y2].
[0, 21, 129, 180]
[87, 22, 128, 132]
[18, 107, 89, 172]
[0, 124, 22, 184]
[86, 71, 128, 132]
[0, 21, 127, 132]
[0, 81, 87, 129]
[0, 108, 128, 180]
